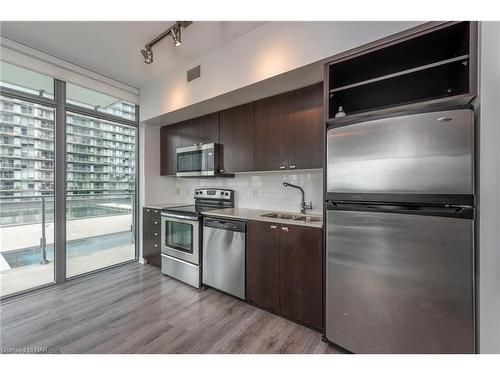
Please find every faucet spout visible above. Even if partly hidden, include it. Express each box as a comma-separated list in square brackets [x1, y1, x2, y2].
[283, 182, 312, 214]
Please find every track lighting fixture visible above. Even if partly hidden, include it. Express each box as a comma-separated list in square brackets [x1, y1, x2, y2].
[140, 47, 154, 64]
[171, 25, 181, 47]
[140, 21, 191, 64]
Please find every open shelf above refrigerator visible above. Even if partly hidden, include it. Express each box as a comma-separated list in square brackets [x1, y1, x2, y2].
[326, 22, 478, 125]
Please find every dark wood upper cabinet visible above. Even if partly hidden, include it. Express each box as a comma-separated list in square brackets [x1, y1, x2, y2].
[253, 93, 290, 171]
[288, 83, 324, 170]
[180, 112, 219, 147]
[219, 103, 254, 173]
[160, 124, 182, 176]
[279, 224, 323, 331]
[246, 220, 280, 313]
[160, 83, 324, 176]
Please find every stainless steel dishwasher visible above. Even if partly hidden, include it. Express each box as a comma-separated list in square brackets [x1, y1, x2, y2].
[202, 217, 246, 299]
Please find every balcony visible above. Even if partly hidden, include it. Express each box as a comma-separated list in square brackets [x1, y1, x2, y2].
[0, 194, 136, 297]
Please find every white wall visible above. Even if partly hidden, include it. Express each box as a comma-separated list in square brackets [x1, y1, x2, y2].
[140, 21, 421, 121]
[142, 124, 176, 205]
[478, 21, 500, 354]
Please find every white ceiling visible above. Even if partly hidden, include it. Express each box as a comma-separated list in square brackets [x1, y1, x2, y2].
[0, 21, 265, 89]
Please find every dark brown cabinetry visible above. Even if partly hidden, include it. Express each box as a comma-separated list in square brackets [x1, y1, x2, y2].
[246, 220, 323, 331]
[246, 220, 280, 312]
[180, 112, 219, 147]
[253, 84, 324, 171]
[288, 83, 324, 170]
[219, 103, 254, 173]
[254, 93, 290, 171]
[160, 124, 182, 176]
[279, 224, 323, 330]
[143, 207, 161, 268]
[160, 83, 324, 176]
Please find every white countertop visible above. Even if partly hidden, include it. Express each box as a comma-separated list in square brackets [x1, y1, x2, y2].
[143, 203, 190, 210]
[204, 208, 323, 228]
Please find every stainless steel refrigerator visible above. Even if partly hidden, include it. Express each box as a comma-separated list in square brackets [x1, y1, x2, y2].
[325, 109, 475, 354]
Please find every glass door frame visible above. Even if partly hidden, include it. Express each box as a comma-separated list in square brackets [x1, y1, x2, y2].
[0, 78, 139, 298]
[0, 85, 58, 296]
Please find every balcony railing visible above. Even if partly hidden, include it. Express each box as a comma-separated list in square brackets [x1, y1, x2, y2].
[0, 193, 135, 266]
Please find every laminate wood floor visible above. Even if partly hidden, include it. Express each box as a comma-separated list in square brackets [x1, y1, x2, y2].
[0, 262, 340, 354]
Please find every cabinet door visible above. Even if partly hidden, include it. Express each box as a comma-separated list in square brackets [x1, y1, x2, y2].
[219, 103, 254, 173]
[142, 208, 153, 259]
[181, 113, 219, 147]
[180, 119, 197, 147]
[246, 220, 280, 312]
[149, 213, 161, 267]
[253, 93, 289, 171]
[288, 83, 324, 170]
[160, 124, 182, 176]
[142, 208, 161, 268]
[279, 224, 323, 330]
[194, 112, 219, 145]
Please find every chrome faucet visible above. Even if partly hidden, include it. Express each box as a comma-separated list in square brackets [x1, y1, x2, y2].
[283, 182, 313, 214]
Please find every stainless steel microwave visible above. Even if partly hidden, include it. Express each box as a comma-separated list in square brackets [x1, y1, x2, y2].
[176, 143, 222, 177]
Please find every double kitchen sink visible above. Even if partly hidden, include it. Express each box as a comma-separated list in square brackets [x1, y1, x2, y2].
[261, 212, 322, 222]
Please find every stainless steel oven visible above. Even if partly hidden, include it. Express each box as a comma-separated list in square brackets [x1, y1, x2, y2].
[176, 143, 221, 177]
[161, 212, 200, 265]
[159, 188, 235, 289]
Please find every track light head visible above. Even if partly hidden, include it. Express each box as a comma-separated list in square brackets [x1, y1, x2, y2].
[171, 25, 181, 47]
[141, 47, 153, 64]
[141, 21, 191, 64]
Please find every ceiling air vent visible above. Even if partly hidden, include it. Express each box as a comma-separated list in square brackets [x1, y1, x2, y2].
[187, 65, 201, 82]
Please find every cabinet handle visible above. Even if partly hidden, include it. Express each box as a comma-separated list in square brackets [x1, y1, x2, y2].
[220, 169, 225, 173]
[154, 210, 159, 213]
[281, 227, 289, 232]
[153, 221, 159, 224]
[154, 244, 159, 247]
[153, 232, 159, 236]
[279, 165, 286, 169]
[146, 209, 151, 212]
[289, 165, 296, 169]
[270, 225, 277, 229]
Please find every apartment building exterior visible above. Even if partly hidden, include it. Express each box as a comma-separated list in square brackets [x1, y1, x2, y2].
[0, 95, 136, 198]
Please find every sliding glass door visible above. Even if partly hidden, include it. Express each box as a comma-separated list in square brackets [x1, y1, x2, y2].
[65, 111, 136, 277]
[0, 96, 55, 297]
[0, 61, 138, 298]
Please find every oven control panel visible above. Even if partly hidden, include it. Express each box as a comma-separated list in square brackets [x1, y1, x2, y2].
[194, 188, 233, 200]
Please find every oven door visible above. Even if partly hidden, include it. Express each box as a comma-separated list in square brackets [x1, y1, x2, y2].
[176, 143, 217, 177]
[161, 213, 200, 265]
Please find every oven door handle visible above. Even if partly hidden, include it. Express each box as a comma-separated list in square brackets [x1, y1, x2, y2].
[161, 212, 199, 221]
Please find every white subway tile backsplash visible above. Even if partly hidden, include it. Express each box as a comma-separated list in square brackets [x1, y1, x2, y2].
[169, 169, 324, 214]
[146, 169, 324, 213]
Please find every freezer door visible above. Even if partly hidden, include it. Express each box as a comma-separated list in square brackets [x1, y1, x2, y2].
[325, 208, 474, 353]
[326, 109, 474, 197]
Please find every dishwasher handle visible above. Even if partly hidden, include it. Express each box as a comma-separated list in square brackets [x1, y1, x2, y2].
[203, 217, 246, 233]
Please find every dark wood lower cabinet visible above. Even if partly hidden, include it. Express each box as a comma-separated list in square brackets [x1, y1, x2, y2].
[246, 220, 323, 331]
[143, 207, 161, 268]
[279, 224, 323, 331]
[246, 220, 280, 312]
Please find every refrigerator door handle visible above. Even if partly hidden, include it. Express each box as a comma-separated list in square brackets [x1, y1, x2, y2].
[326, 201, 474, 219]
[363, 204, 465, 214]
